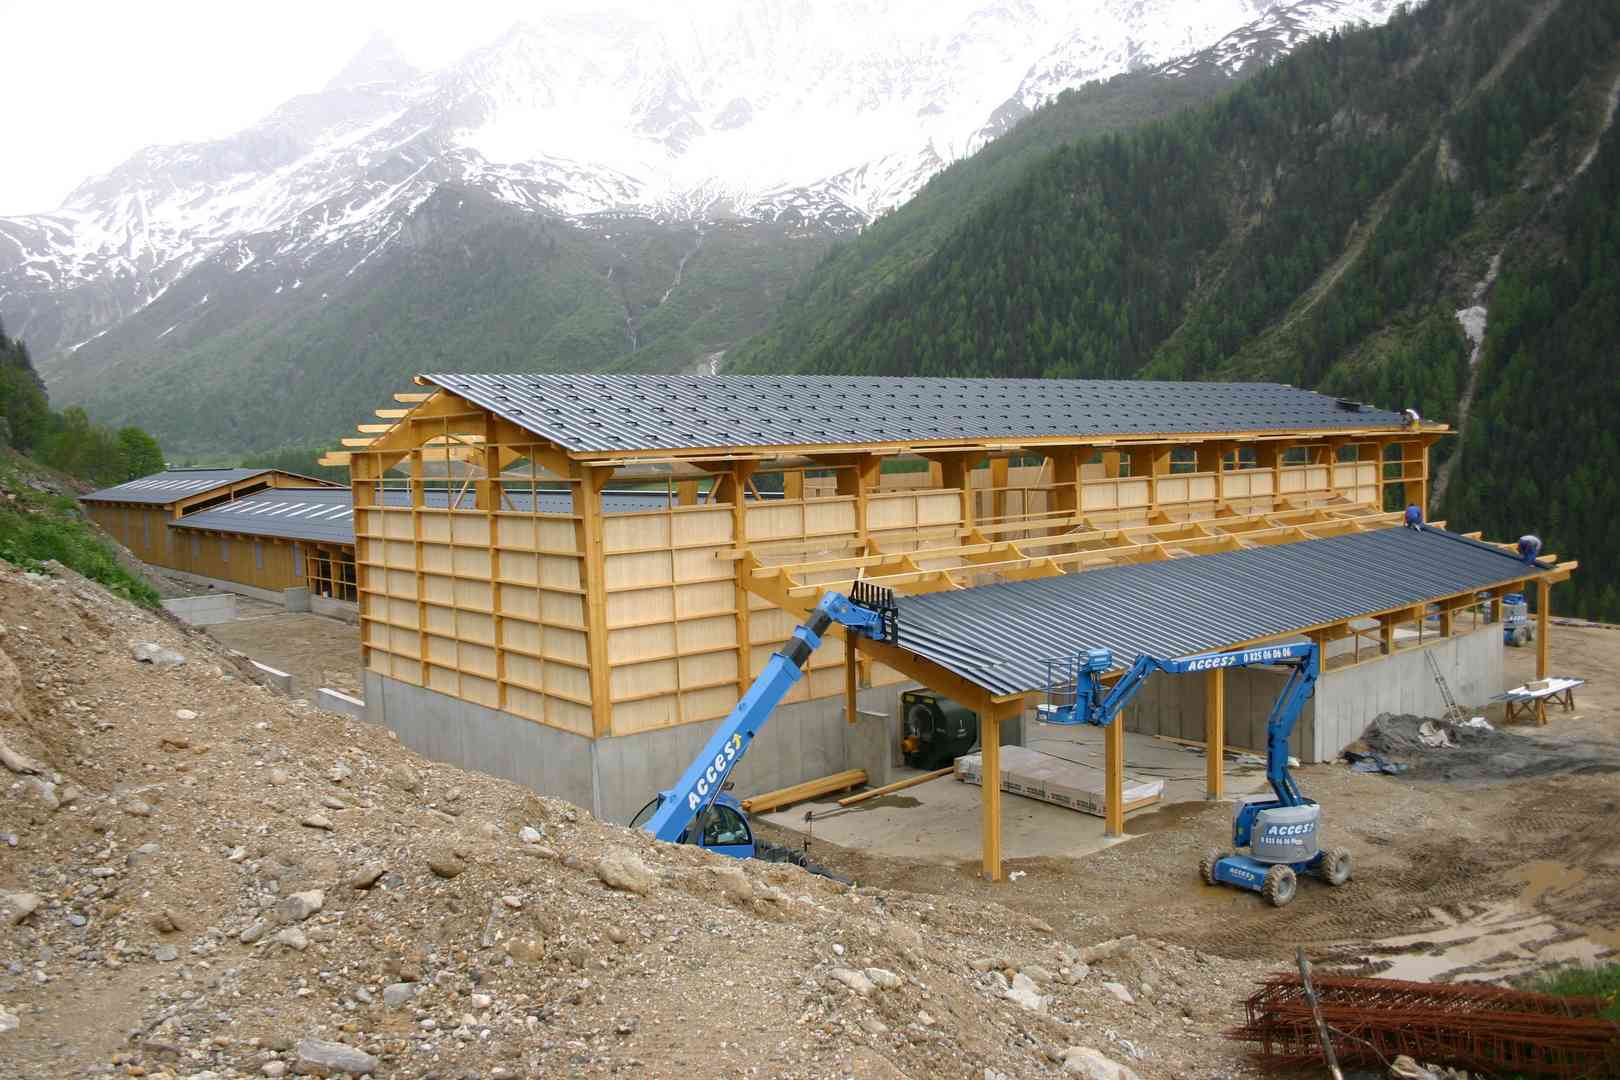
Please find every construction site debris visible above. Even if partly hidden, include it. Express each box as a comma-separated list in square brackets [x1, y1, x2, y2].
[1419, 720, 1459, 749]
[1228, 971, 1620, 1078]
[1353, 713, 1620, 781]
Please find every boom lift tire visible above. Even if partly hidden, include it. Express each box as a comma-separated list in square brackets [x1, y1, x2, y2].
[1262, 865, 1298, 908]
[1199, 848, 1224, 887]
[1320, 847, 1352, 887]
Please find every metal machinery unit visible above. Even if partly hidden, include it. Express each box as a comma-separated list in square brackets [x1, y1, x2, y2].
[1039, 641, 1350, 907]
[1502, 592, 1533, 646]
[632, 582, 898, 874]
[900, 690, 980, 770]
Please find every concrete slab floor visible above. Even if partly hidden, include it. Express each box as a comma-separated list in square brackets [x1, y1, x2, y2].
[759, 725, 1271, 863]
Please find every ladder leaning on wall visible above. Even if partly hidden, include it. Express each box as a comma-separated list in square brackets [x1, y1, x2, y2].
[1423, 648, 1471, 725]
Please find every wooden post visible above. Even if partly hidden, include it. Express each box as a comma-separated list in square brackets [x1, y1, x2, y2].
[1380, 617, 1395, 656]
[478, 423, 506, 710]
[727, 464, 758, 700]
[990, 456, 1009, 522]
[1205, 667, 1225, 800]
[981, 712, 1003, 881]
[844, 633, 858, 725]
[576, 465, 614, 738]
[1535, 582, 1548, 725]
[1255, 443, 1282, 510]
[929, 452, 981, 532]
[782, 470, 804, 502]
[1048, 450, 1080, 538]
[676, 479, 701, 506]
[1104, 714, 1126, 838]
[1537, 577, 1551, 691]
[835, 455, 880, 542]
[1439, 603, 1454, 638]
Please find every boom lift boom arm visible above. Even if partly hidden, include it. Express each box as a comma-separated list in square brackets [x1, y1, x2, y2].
[1040, 641, 1318, 805]
[1041, 640, 1345, 907]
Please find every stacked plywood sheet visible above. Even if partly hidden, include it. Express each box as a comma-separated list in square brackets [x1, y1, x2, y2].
[954, 745, 1163, 818]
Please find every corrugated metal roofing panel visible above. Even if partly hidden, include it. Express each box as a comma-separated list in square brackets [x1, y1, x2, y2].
[169, 488, 355, 544]
[421, 373, 1409, 454]
[168, 488, 676, 545]
[888, 527, 1547, 697]
[83, 468, 275, 505]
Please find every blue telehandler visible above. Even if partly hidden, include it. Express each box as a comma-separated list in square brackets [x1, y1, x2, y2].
[629, 582, 897, 878]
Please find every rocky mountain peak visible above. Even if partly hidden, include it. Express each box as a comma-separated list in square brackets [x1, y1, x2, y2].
[323, 32, 421, 92]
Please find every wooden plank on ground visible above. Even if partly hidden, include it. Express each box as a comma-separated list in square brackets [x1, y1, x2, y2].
[835, 767, 953, 807]
[741, 769, 866, 813]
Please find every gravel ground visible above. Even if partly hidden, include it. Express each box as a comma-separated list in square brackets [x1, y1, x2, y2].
[0, 561, 1269, 1080]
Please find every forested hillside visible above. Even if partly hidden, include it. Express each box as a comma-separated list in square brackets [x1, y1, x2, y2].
[0, 320, 164, 487]
[733, 0, 1620, 619]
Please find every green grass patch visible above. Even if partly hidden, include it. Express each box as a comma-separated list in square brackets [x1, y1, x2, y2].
[0, 504, 161, 609]
[1522, 962, 1620, 1020]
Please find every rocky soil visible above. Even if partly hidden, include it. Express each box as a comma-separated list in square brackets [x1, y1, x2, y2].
[0, 560, 1272, 1080]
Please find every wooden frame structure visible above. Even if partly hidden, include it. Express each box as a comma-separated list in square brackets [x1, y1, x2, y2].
[329, 377, 1571, 881]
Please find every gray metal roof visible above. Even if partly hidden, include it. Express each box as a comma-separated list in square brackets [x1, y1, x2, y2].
[83, 468, 276, 505]
[170, 488, 355, 544]
[421, 373, 1409, 454]
[168, 487, 676, 545]
[889, 527, 1548, 697]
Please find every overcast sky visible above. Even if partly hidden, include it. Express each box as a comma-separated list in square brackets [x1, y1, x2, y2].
[0, 0, 625, 215]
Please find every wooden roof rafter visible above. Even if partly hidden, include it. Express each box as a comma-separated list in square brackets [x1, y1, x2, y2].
[758, 506, 1401, 598]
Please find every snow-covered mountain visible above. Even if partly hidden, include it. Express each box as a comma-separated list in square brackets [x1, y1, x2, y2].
[0, 0, 1393, 363]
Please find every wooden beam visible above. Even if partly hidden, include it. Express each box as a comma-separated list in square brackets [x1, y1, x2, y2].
[375, 408, 409, 419]
[835, 767, 954, 807]
[318, 452, 352, 467]
[394, 392, 433, 403]
[1206, 667, 1225, 800]
[741, 769, 866, 814]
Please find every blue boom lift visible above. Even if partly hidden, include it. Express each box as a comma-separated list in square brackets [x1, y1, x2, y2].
[630, 582, 898, 875]
[1040, 640, 1350, 907]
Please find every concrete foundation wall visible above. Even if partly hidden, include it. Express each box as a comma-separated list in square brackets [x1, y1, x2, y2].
[1307, 628, 1501, 761]
[311, 596, 359, 623]
[1122, 629, 1502, 763]
[161, 593, 238, 626]
[362, 671, 947, 824]
[1126, 665, 1306, 759]
[162, 569, 288, 606]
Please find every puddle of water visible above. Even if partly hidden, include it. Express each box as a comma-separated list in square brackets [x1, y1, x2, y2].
[855, 795, 921, 811]
[1353, 860, 1620, 982]
[1124, 799, 1210, 835]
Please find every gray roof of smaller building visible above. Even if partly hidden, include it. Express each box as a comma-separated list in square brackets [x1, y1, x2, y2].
[168, 487, 677, 545]
[421, 373, 1410, 454]
[170, 488, 355, 544]
[83, 468, 276, 506]
[889, 527, 1549, 697]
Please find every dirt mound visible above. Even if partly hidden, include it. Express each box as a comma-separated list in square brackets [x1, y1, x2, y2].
[1359, 713, 1620, 782]
[0, 558, 1248, 1080]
